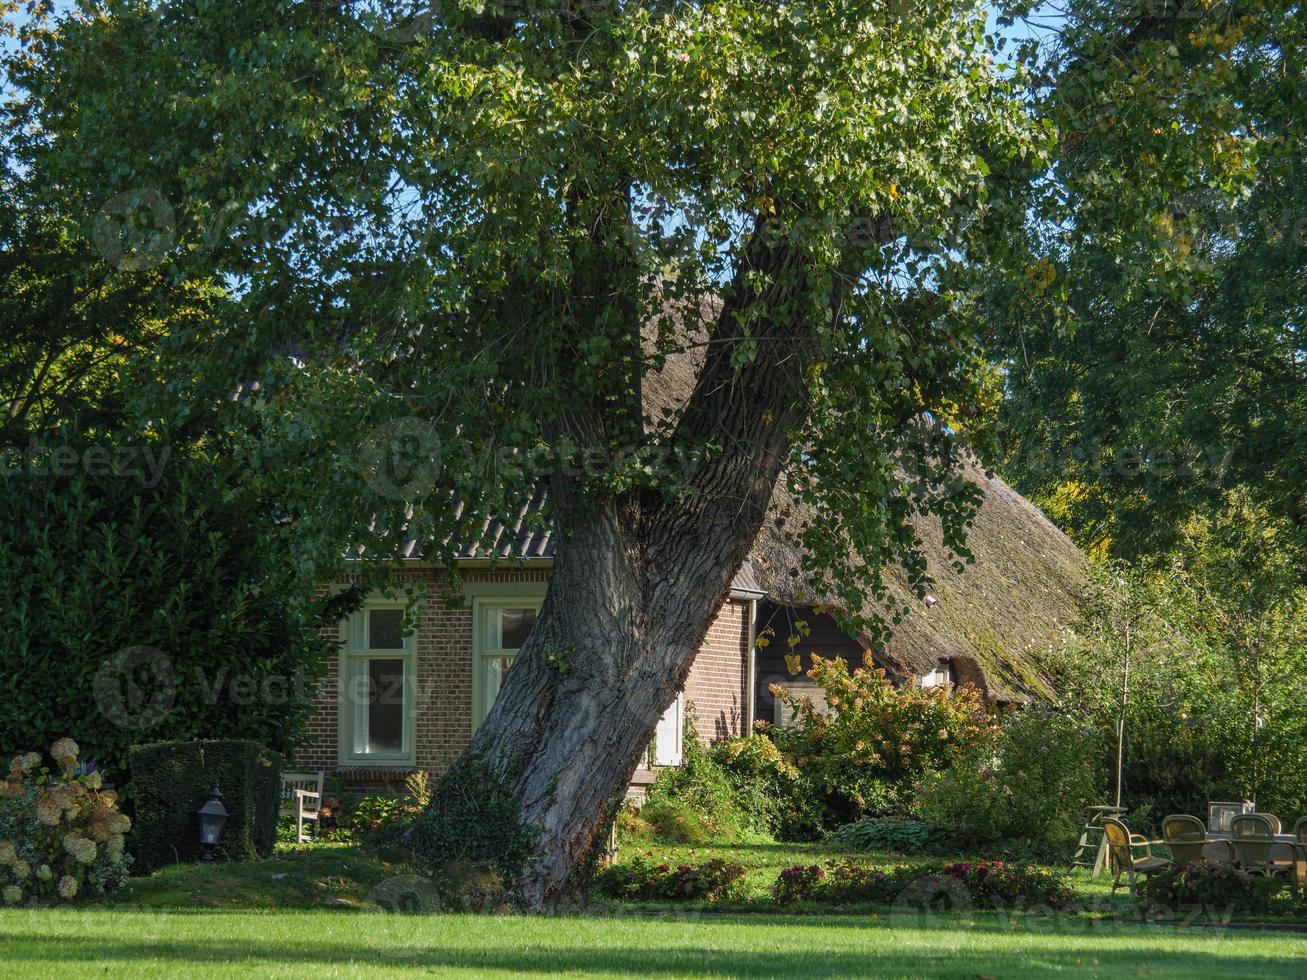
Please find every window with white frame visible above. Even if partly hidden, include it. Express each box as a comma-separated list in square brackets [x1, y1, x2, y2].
[338, 602, 416, 765]
[473, 601, 540, 728]
[919, 660, 955, 690]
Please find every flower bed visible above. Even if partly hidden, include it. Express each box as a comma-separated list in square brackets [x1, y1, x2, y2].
[1138, 860, 1284, 915]
[782, 857, 1076, 910]
[597, 856, 748, 902]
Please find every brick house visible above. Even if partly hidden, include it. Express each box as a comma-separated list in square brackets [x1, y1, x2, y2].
[293, 451, 1089, 794]
[295, 559, 762, 795]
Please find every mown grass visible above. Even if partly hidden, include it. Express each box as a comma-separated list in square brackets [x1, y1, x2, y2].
[94, 842, 414, 911]
[9, 840, 1294, 977]
[3, 905, 1306, 978]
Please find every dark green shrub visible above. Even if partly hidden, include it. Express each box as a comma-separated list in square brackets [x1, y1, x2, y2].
[0, 441, 335, 787]
[349, 772, 432, 844]
[821, 858, 1075, 909]
[821, 858, 921, 903]
[129, 739, 282, 871]
[408, 758, 537, 883]
[637, 797, 715, 846]
[916, 705, 1103, 847]
[710, 734, 824, 841]
[641, 747, 776, 844]
[597, 856, 747, 902]
[640, 733, 814, 843]
[934, 860, 1076, 910]
[825, 816, 948, 854]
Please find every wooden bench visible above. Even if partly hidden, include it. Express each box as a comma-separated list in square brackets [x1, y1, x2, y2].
[280, 771, 324, 843]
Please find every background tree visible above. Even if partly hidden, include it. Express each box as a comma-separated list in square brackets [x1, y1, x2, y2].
[5, 0, 1045, 907]
[983, 0, 1305, 563]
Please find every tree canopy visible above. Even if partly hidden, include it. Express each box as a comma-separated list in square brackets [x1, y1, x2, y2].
[984, 0, 1306, 563]
[5, 0, 1047, 614]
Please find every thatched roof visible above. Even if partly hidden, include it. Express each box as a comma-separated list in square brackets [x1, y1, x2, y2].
[642, 311, 1091, 702]
[747, 460, 1089, 702]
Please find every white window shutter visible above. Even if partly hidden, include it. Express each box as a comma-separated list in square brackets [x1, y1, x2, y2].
[652, 695, 683, 767]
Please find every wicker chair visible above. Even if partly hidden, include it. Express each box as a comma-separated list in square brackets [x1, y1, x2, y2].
[1161, 814, 1229, 864]
[1103, 817, 1170, 894]
[1289, 817, 1307, 893]
[1230, 813, 1287, 879]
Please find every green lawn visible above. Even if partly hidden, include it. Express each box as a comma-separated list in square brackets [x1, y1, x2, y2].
[2, 905, 1306, 977]
[4, 842, 1302, 977]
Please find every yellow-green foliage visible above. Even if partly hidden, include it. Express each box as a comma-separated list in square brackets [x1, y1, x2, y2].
[770, 654, 997, 826]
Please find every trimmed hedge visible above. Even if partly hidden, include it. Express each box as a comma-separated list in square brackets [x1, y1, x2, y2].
[130, 739, 282, 871]
[0, 443, 336, 786]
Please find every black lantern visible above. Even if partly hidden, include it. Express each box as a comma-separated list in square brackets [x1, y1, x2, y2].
[197, 785, 229, 863]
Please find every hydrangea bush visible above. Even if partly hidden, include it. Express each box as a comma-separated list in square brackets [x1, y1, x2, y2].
[769, 655, 997, 827]
[0, 739, 132, 905]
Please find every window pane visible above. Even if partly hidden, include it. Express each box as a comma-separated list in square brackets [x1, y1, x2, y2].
[369, 609, 405, 650]
[353, 658, 405, 755]
[497, 608, 537, 649]
[482, 656, 515, 719]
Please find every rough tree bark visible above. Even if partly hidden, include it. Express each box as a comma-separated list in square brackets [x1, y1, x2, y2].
[449, 219, 832, 911]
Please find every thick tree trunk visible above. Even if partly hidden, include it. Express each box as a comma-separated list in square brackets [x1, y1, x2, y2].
[464, 497, 729, 910]
[434, 221, 823, 911]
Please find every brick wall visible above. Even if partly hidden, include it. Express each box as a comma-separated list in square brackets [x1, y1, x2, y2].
[685, 597, 752, 745]
[295, 567, 754, 787]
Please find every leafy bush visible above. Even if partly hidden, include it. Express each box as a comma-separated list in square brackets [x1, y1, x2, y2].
[1036, 554, 1307, 834]
[129, 739, 281, 871]
[934, 860, 1076, 910]
[350, 795, 408, 838]
[916, 705, 1103, 846]
[640, 733, 803, 844]
[597, 856, 747, 903]
[709, 734, 819, 838]
[0, 443, 336, 787]
[636, 797, 717, 846]
[0, 739, 132, 904]
[825, 816, 948, 855]
[349, 771, 432, 843]
[821, 858, 920, 903]
[772, 864, 825, 904]
[1138, 860, 1283, 915]
[768, 655, 995, 828]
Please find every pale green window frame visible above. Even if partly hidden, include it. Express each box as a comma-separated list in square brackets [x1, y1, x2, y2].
[337, 598, 418, 767]
[468, 583, 545, 734]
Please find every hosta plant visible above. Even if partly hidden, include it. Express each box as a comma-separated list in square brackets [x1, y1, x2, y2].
[0, 739, 132, 905]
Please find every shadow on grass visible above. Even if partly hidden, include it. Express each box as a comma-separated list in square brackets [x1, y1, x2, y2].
[2, 911, 1304, 978]
[0, 934, 1300, 978]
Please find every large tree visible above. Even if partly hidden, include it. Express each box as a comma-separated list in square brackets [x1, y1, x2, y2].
[5, 1, 1044, 907]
